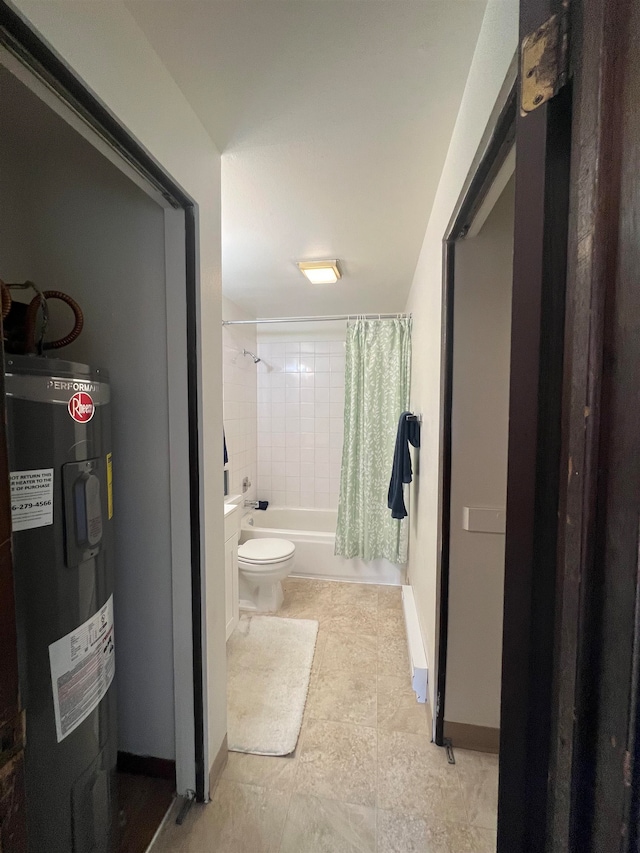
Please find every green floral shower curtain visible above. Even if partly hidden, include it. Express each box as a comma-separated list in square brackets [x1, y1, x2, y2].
[335, 318, 412, 564]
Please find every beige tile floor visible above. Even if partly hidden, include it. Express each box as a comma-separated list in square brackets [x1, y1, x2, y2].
[152, 578, 498, 853]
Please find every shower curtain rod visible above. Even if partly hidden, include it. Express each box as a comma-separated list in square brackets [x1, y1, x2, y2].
[222, 313, 411, 326]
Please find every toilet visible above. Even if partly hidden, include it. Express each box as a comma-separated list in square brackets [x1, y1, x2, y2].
[237, 537, 295, 612]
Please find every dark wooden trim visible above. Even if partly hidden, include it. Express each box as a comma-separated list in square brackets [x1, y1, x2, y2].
[497, 1, 573, 849]
[626, 561, 640, 853]
[434, 81, 516, 746]
[0, 310, 27, 849]
[551, 0, 639, 848]
[117, 753, 177, 785]
[545, 0, 626, 848]
[0, 753, 28, 853]
[434, 240, 454, 746]
[184, 206, 206, 802]
[0, 0, 207, 804]
[443, 721, 500, 754]
[445, 87, 517, 242]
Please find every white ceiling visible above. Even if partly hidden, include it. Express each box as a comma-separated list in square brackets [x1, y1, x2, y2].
[127, 1, 486, 318]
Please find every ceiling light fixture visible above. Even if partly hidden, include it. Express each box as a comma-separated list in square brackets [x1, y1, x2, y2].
[297, 259, 342, 285]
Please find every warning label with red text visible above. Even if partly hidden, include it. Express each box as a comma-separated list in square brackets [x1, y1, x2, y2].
[48, 595, 115, 742]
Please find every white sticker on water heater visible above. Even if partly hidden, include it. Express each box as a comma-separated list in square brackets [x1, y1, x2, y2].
[10, 468, 54, 531]
[48, 595, 115, 742]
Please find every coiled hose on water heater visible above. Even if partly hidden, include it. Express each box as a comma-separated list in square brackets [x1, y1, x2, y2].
[0, 279, 84, 354]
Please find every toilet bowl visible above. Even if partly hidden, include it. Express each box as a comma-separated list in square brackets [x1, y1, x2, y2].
[237, 537, 295, 612]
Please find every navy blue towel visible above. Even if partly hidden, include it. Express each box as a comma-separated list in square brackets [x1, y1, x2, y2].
[387, 412, 420, 520]
[224, 431, 229, 466]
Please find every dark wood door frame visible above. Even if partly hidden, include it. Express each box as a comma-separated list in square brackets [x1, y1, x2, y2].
[431, 0, 640, 850]
[434, 1, 640, 851]
[0, 0, 208, 810]
[0, 335, 27, 852]
[546, 0, 640, 849]
[497, 1, 574, 850]
[437, 2, 575, 852]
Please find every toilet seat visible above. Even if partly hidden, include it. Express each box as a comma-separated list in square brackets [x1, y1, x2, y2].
[237, 537, 295, 565]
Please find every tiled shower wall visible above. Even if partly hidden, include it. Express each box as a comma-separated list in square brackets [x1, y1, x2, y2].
[256, 338, 346, 508]
[222, 298, 257, 502]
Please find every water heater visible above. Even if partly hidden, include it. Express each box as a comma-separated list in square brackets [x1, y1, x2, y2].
[5, 355, 117, 853]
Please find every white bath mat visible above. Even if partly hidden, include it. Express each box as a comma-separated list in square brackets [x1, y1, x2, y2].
[227, 615, 318, 756]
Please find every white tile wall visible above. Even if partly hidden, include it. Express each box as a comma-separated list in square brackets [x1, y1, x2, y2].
[223, 320, 257, 502]
[256, 339, 346, 508]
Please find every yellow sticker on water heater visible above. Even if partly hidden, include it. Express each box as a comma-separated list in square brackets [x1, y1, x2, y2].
[106, 453, 113, 519]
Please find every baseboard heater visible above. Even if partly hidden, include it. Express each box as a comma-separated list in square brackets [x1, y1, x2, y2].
[401, 585, 428, 703]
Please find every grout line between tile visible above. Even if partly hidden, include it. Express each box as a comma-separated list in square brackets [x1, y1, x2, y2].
[275, 786, 293, 853]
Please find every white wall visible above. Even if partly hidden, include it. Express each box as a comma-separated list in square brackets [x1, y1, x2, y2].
[222, 297, 257, 503]
[12, 0, 226, 789]
[255, 329, 345, 510]
[404, 0, 519, 713]
[446, 179, 514, 728]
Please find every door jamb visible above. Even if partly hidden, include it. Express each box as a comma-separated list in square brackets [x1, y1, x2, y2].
[434, 69, 517, 746]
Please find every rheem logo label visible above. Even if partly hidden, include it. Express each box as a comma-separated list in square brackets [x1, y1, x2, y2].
[68, 392, 95, 424]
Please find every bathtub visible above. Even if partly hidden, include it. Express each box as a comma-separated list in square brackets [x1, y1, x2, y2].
[240, 506, 406, 585]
